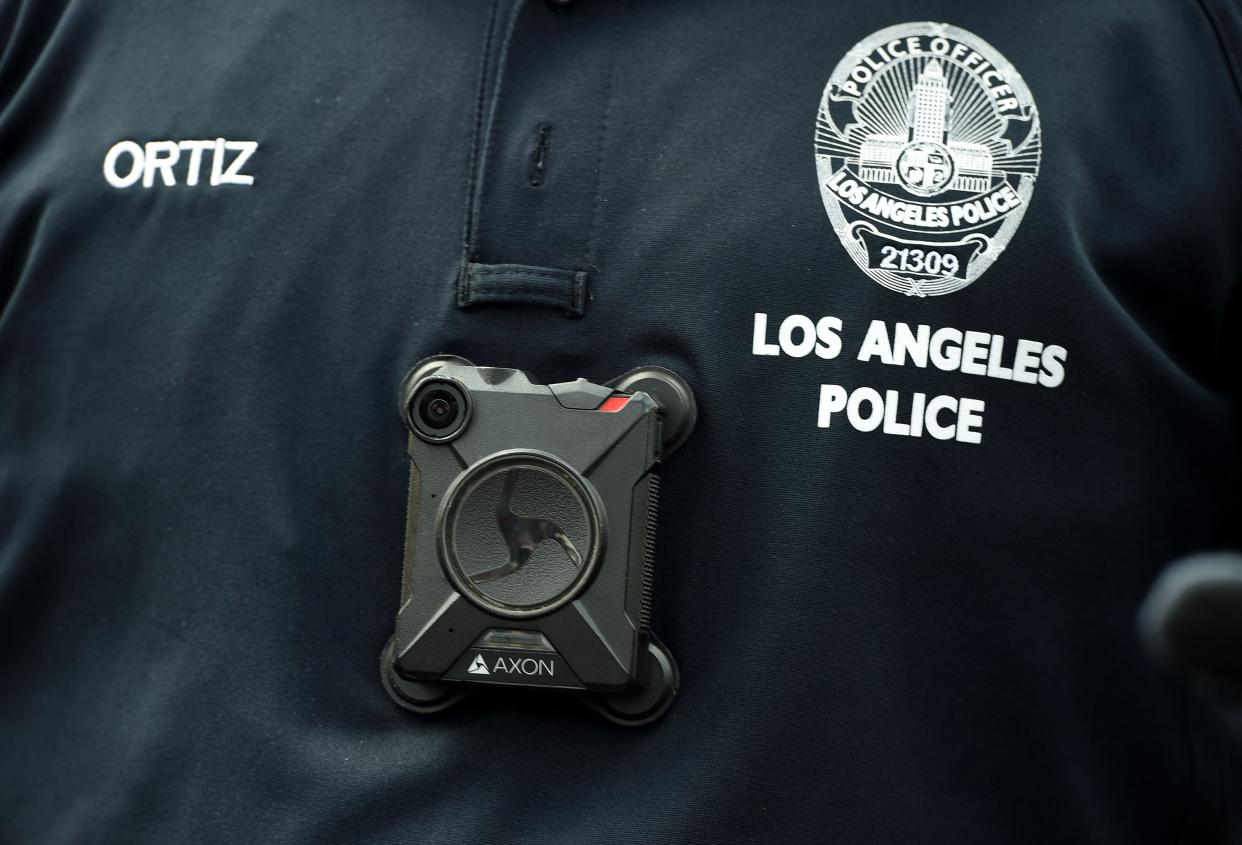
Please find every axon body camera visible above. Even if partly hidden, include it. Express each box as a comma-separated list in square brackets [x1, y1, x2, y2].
[381, 356, 696, 725]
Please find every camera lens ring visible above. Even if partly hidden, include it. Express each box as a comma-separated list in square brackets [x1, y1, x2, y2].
[405, 377, 471, 443]
[436, 449, 606, 619]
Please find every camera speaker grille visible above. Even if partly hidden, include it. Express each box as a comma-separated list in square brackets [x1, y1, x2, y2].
[640, 472, 660, 632]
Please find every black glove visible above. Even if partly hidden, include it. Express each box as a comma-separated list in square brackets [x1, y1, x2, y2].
[1139, 552, 1242, 739]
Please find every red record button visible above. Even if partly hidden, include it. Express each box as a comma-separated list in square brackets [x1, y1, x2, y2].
[596, 394, 630, 413]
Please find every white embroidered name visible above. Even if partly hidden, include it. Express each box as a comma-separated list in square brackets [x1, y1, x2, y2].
[103, 139, 258, 189]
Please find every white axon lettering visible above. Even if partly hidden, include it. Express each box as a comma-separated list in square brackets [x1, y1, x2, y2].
[103, 139, 258, 188]
[492, 657, 555, 677]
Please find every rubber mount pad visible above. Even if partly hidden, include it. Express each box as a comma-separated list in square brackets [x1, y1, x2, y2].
[381, 637, 472, 714]
[607, 367, 697, 457]
[584, 637, 680, 726]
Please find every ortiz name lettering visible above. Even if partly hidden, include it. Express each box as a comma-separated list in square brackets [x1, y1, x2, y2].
[103, 139, 258, 189]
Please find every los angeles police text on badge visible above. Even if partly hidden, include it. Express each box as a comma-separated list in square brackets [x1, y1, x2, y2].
[752, 312, 1067, 445]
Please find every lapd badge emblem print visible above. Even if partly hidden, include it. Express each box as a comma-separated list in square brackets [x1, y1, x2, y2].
[815, 22, 1042, 296]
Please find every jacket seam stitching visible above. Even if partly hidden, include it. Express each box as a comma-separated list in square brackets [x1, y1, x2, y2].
[1195, 0, 1242, 113]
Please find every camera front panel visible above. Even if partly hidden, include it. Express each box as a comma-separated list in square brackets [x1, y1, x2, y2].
[390, 363, 661, 693]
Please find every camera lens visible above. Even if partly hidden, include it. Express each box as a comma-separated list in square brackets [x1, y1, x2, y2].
[420, 391, 457, 429]
[406, 379, 470, 442]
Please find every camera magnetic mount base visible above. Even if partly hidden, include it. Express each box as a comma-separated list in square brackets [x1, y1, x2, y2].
[580, 636, 680, 726]
[381, 636, 473, 714]
[382, 635, 680, 726]
[607, 366, 697, 458]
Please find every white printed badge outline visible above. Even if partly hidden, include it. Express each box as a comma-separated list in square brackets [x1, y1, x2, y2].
[815, 22, 1042, 296]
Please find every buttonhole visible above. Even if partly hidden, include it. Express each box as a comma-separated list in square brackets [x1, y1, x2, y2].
[529, 124, 552, 187]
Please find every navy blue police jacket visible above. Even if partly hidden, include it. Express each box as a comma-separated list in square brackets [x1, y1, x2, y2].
[1, 0, 1240, 842]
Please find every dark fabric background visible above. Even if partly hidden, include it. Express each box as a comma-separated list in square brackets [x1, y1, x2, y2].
[1, 1, 1240, 842]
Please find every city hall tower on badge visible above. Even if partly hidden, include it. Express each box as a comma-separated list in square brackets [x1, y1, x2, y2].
[858, 60, 993, 197]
